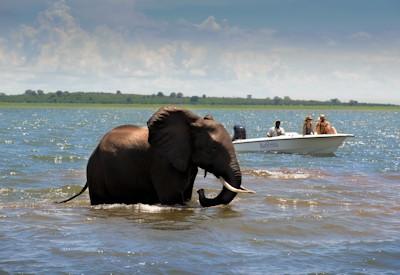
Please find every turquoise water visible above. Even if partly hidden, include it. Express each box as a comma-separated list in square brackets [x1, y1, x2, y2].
[0, 107, 399, 274]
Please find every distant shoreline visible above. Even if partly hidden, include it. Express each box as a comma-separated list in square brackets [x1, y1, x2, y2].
[1, 102, 399, 111]
[1, 91, 397, 108]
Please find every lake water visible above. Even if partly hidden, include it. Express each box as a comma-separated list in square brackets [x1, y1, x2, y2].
[0, 107, 399, 274]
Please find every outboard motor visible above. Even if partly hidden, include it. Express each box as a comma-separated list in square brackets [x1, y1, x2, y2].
[232, 125, 247, 141]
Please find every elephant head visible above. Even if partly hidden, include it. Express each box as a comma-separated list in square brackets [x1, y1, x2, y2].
[147, 106, 253, 207]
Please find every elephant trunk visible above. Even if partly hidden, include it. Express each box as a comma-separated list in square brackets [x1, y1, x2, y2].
[197, 157, 242, 207]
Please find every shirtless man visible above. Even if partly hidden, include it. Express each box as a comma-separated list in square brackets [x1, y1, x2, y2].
[315, 114, 337, 134]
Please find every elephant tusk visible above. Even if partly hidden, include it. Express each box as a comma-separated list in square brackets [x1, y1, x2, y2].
[218, 178, 256, 194]
[239, 186, 257, 194]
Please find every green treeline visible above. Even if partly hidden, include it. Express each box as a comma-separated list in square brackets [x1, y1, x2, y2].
[0, 90, 395, 107]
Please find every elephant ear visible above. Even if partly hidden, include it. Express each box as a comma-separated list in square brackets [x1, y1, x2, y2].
[147, 106, 200, 172]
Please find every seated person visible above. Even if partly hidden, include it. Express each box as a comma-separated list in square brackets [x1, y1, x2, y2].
[315, 114, 337, 134]
[302, 115, 314, 135]
[327, 125, 337, 134]
[267, 120, 285, 137]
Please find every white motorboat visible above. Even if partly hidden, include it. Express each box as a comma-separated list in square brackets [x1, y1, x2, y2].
[233, 132, 354, 154]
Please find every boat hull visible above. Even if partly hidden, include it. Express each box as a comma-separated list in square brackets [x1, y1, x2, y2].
[233, 134, 353, 154]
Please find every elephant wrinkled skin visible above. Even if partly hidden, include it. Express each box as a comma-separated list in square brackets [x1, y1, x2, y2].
[59, 106, 251, 207]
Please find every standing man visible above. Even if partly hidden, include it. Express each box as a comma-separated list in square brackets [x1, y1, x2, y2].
[267, 120, 285, 137]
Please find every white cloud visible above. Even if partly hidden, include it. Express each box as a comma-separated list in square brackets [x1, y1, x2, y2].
[181, 43, 209, 76]
[351, 31, 372, 40]
[220, 51, 282, 81]
[332, 71, 363, 81]
[197, 16, 222, 32]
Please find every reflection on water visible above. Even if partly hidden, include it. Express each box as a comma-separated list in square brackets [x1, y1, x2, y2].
[0, 108, 399, 274]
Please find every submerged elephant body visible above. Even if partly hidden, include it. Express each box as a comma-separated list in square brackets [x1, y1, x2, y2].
[60, 106, 251, 207]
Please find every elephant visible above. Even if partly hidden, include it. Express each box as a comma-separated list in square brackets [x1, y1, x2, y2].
[58, 106, 254, 207]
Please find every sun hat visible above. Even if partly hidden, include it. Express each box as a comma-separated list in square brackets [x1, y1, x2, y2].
[305, 115, 313, 121]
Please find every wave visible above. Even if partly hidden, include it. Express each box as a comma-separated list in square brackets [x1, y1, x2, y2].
[242, 168, 327, 180]
[31, 154, 83, 163]
[382, 174, 400, 181]
[265, 196, 320, 208]
[0, 188, 13, 194]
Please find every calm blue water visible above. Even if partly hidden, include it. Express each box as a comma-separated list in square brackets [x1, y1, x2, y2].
[0, 107, 399, 274]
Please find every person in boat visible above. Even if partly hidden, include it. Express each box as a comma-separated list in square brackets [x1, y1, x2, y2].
[232, 125, 247, 141]
[302, 115, 314, 135]
[315, 114, 337, 134]
[267, 120, 285, 137]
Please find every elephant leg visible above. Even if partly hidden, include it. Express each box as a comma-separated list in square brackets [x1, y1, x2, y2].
[184, 166, 198, 201]
[151, 160, 190, 205]
[86, 148, 109, 205]
[152, 174, 186, 205]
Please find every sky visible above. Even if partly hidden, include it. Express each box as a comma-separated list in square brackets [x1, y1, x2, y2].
[0, 0, 399, 104]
